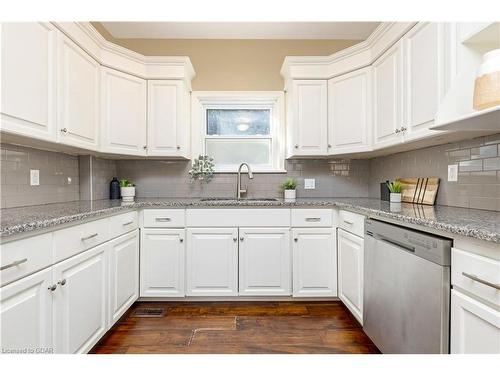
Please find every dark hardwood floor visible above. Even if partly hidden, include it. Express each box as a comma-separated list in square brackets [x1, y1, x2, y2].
[90, 301, 379, 354]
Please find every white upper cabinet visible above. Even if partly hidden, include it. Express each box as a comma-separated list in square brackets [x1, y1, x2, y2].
[288, 80, 328, 156]
[328, 67, 372, 154]
[373, 41, 404, 149]
[57, 33, 100, 150]
[1, 22, 57, 141]
[147, 80, 190, 157]
[101, 67, 147, 156]
[403, 23, 445, 140]
[238, 228, 291, 296]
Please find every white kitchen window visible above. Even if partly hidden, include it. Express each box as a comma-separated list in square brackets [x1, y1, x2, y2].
[191, 92, 285, 172]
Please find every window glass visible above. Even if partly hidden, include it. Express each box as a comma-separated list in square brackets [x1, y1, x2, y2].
[206, 109, 270, 136]
[206, 138, 271, 166]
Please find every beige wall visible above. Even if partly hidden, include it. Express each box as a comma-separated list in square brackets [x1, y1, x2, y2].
[92, 23, 360, 90]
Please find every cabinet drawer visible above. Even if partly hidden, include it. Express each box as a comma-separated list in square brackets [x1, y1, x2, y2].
[338, 209, 365, 237]
[452, 247, 500, 307]
[1, 233, 53, 287]
[143, 209, 185, 227]
[291, 209, 333, 227]
[186, 209, 290, 227]
[109, 211, 138, 238]
[53, 218, 110, 262]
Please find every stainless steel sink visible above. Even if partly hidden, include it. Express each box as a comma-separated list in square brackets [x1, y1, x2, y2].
[200, 197, 279, 202]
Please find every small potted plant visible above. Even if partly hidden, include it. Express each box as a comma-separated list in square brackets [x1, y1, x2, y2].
[119, 179, 135, 202]
[387, 180, 403, 203]
[280, 178, 297, 202]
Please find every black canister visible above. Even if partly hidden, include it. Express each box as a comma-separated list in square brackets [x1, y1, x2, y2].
[380, 180, 390, 201]
[110, 177, 120, 199]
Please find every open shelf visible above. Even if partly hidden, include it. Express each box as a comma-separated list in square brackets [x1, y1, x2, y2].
[432, 105, 500, 131]
[461, 23, 500, 45]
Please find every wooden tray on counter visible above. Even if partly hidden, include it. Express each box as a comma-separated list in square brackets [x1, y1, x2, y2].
[398, 177, 440, 205]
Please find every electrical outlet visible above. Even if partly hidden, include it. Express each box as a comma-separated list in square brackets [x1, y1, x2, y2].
[304, 178, 316, 190]
[30, 169, 40, 186]
[448, 164, 458, 182]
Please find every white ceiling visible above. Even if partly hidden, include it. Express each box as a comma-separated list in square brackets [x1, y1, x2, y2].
[99, 22, 380, 40]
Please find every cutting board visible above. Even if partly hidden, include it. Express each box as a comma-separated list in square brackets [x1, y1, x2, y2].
[397, 177, 440, 205]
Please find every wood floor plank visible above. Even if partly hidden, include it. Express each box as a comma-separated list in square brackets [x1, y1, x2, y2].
[90, 301, 379, 354]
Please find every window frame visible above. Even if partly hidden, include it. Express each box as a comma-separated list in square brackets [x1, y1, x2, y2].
[191, 92, 286, 173]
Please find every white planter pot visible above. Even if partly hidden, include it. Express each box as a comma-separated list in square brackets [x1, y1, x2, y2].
[120, 186, 136, 202]
[284, 189, 296, 202]
[390, 193, 402, 203]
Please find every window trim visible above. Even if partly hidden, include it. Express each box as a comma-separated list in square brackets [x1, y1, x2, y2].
[191, 91, 286, 173]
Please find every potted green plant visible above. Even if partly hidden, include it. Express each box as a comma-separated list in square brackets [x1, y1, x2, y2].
[280, 178, 298, 202]
[119, 179, 135, 202]
[387, 180, 403, 203]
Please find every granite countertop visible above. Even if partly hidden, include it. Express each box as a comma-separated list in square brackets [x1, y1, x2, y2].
[1, 197, 499, 244]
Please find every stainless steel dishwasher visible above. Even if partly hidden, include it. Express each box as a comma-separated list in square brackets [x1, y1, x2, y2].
[364, 218, 452, 354]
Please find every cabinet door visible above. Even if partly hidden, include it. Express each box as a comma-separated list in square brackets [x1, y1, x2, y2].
[53, 244, 108, 354]
[140, 228, 185, 297]
[292, 228, 337, 297]
[328, 67, 372, 154]
[373, 41, 404, 149]
[57, 33, 100, 150]
[451, 289, 500, 354]
[1, 22, 57, 141]
[403, 23, 445, 141]
[337, 228, 364, 324]
[0, 268, 53, 353]
[101, 67, 147, 156]
[239, 228, 291, 296]
[186, 228, 238, 296]
[290, 80, 328, 156]
[108, 230, 139, 326]
[147, 80, 189, 157]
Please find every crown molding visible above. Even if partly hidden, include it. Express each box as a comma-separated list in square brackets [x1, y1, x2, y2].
[53, 22, 195, 84]
[281, 22, 417, 81]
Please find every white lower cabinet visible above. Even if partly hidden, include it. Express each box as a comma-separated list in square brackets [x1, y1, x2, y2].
[108, 230, 139, 325]
[292, 228, 337, 297]
[52, 243, 108, 354]
[0, 268, 53, 353]
[186, 228, 238, 296]
[140, 228, 185, 297]
[239, 228, 291, 296]
[451, 289, 500, 354]
[337, 228, 364, 324]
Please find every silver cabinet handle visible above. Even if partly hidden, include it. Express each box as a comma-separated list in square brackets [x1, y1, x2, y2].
[143, 145, 147, 150]
[240, 237, 244, 242]
[1, 258, 28, 271]
[294, 144, 299, 149]
[328, 144, 332, 148]
[179, 238, 184, 243]
[58, 279, 67, 286]
[305, 217, 321, 222]
[48, 284, 57, 291]
[395, 128, 400, 134]
[81, 233, 98, 241]
[176, 145, 181, 150]
[122, 221, 134, 226]
[294, 238, 298, 242]
[462, 272, 500, 291]
[343, 220, 354, 225]
[401, 126, 407, 132]
[233, 238, 237, 242]
[60, 128, 68, 133]
[155, 217, 171, 222]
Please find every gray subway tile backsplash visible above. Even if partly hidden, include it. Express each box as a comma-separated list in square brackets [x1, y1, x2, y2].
[1, 133, 500, 211]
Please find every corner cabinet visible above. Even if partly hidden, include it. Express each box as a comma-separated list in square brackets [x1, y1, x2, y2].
[186, 228, 239, 296]
[1, 22, 57, 141]
[147, 80, 190, 158]
[337, 228, 364, 324]
[101, 67, 147, 156]
[287, 80, 328, 156]
[328, 67, 372, 154]
[140, 228, 185, 297]
[57, 33, 100, 150]
[238, 228, 291, 296]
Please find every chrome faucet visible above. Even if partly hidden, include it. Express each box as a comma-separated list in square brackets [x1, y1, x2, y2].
[237, 163, 253, 199]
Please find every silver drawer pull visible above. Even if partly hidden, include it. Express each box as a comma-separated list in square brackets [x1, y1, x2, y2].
[343, 220, 354, 225]
[122, 221, 134, 226]
[57, 279, 67, 286]
[462, 272, 500, 291]
[48, 284, 57, 291]
[305, 217, 321, 222]
[1, 258, 28, 271]
[81, 233, 98, 241]
[155, 217, 171, 222]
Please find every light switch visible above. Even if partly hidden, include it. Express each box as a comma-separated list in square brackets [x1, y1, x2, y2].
[304, 178, 316, 189]
[30, 169, 40, 186]
[447, 164, 458, 182]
